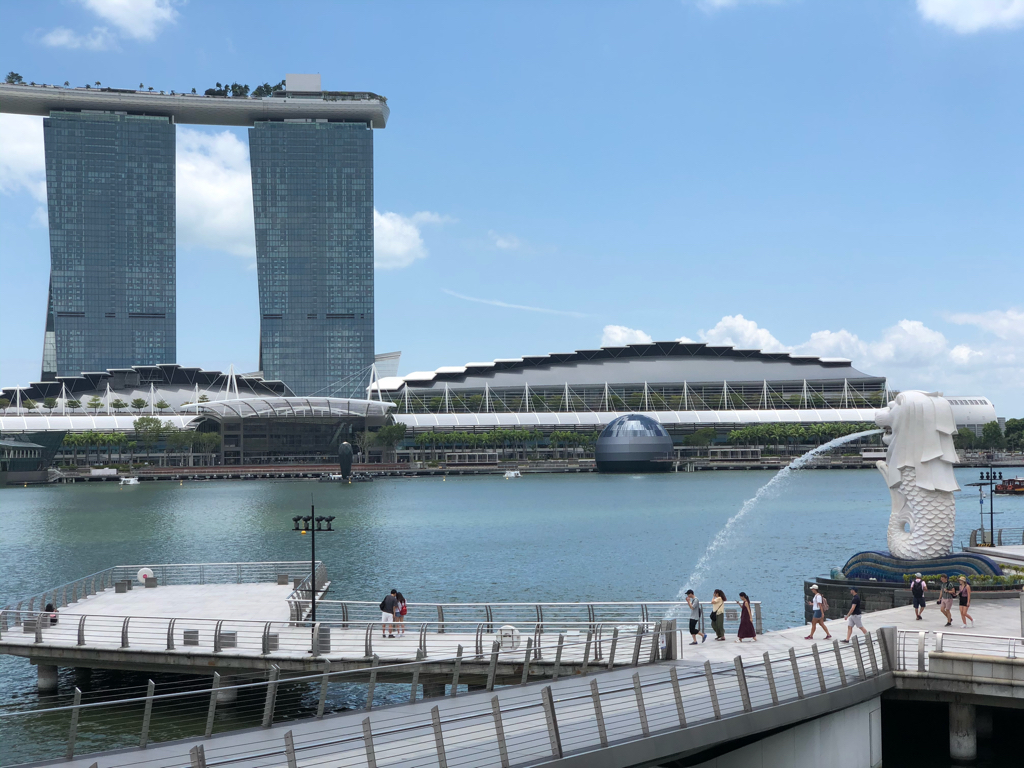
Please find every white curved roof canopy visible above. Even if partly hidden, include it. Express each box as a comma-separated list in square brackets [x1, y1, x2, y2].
[193, 397, 394, 419]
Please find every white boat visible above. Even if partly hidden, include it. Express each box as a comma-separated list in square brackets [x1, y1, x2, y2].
[119, 477, 140, 486]
[503, 470, 522, 479]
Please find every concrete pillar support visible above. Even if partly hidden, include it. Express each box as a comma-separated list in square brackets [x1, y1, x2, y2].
[37, 663, 58, 692]
[949, 700, 976, 762]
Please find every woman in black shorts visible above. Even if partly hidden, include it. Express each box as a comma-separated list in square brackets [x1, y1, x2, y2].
[957, 576, 973, 628]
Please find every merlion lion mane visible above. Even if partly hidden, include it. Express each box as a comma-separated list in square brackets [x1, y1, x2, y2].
[875, 391, 960, 560]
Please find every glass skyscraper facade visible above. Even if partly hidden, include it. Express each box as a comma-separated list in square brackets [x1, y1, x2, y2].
[42, 111, 176, 378]
[249, 121, 374, 397]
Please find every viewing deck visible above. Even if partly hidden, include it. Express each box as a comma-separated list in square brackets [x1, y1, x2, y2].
[0, 83, 389, 127]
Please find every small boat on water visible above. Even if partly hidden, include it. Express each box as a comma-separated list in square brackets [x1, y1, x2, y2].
[503, 470, 522, 479]
[119, 477, 140, 486]
[995, 477, 1024, 495]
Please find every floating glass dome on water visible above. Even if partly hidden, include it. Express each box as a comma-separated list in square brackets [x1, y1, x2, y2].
[595, 414, 674, 473]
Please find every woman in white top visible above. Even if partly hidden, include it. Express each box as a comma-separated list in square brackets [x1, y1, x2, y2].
[804, 584, 832, 640]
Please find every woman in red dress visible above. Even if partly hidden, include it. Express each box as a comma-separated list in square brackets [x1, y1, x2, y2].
[736, 592, 757, 642]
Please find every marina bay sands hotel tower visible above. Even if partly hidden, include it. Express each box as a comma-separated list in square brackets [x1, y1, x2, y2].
[0, 74, 389, 397]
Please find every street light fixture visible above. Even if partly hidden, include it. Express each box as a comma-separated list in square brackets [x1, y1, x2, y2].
[291, 503, 335, 625]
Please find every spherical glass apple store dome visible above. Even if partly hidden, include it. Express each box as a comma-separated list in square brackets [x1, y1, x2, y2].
[595, 414, 674, 472]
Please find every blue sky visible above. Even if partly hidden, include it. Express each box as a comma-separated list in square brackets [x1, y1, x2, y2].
[1, 0, 1022, 413]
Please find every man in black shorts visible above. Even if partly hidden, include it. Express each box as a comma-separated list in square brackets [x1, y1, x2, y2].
[910, 573, 927, 620]
[685, 589, 706, 644]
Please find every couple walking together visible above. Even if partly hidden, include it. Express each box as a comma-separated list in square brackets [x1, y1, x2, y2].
[379, 589, 407, 638]
[685, 589, 757, 643]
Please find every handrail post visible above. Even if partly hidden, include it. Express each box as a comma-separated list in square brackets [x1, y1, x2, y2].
[812, 645, 827, 692]
[431, 705, 448, 768]
[261, 666, 280, 728]
[450, 644, 463, 697]
[541, 686, 563, 758]
[280, 730, 297, 768]
[214, 620, 224, 654]
[65, 687, 82, 760]
[633, 672, 650, 735]
[865, 632, 879, 675]
[581, 630, 592, 675]
[853, 636, 867, 679]
[704, 660, 721, 719]
[631, 625, 643, 667]
[735, 656, 752, 712]
[365, 654, 380, 710]
[491, 696, 511, 768]
[935, 631, 944, 653]
[360, 719, 376, 768]
[316, 659, 331, 719]
[475, 624, 483, 657]
[607, 627, 619, 670]
[311, 621, 322, 657]
[754, 602, 763, 635]
[437, 605, 445, 634]
[789, 647, 805, 699]
[189, 744, 207, 768]
[648, 620, 662, 663]
[120, 616, 130, 648]
[552, 634, 564, 680]
[411, 663, 421, 703]
[669, 667, 687, 727]
[763, 652, 779, 705]
[590, 679, 609, 746]
[139, 679, 155, 748]
[166, 618, 176, 650]
[521, 637, 533, 684]
[419, 622, 428, 657]
[487, 641, 499, 691]
[917, 630, 926, 672]
[833, 640, 848, 686]
[205, 672, 220, 737]
[364, 623, 373, 658]
[877, 627, 896, 671]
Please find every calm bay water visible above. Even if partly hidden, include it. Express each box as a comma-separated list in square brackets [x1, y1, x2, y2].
[1, 467, 1022, 762]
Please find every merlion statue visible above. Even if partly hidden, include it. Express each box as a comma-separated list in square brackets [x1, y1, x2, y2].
[875, 391, 960, 559]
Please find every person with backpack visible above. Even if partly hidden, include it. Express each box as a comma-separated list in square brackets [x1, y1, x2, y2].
[910, 573, 928, 620]
[805, 584, 832, 640]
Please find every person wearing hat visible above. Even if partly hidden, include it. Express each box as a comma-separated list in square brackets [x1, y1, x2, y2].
[957, 576, 974, 628]
[805, 584, 831, 640]
[909, 573, 927, 620]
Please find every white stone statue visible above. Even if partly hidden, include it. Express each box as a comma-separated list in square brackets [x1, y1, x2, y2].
[875, 391, 960, 560]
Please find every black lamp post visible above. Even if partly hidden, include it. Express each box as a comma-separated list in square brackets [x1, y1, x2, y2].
[291, 507, 335, 624]
[967, 468, 1004, 546]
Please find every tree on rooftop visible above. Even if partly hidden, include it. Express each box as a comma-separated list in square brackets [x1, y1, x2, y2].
[130, 397, 147, 413]
[148, 86, 154, 91]
[94, 81, 100, 86]
[44, 397, 58, 413]
[111, 398, 128, 414]
[64, 81, 70, 87]
[0, 397, 10, 412]
[139, 82, 144, 88]
[191, 87, 196, 94]
[66, 399, 81, 413]
[23, 398, 37, 411]
[155, 399, 170, 413]
[5, 72, 24, 84]
[87, 396, 103, 414]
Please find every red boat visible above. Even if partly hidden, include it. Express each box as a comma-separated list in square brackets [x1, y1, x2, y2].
[994, 477, 1024, 495]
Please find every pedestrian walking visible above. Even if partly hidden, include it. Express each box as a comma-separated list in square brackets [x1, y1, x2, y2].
[736, 592, 756, 642]
[710, 589, 727, 641]
[805, 584, 832, 640]
[841, 587, 868, 643]
[957, 577, 974, 628]
[937, 575, 955, 627]
[685, 590, 707, 644]
[910, 573, 928, 620]
[395, 590, 408, 636]
[379, 589, 398, 638]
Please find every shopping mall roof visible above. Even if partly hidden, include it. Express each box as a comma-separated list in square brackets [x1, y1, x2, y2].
[376, 341, 879, 392]
[0, 83, 389, 128]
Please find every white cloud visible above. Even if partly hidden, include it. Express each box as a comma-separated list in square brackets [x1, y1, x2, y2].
[41, 26, 115, 50]
[81, 0, 178, 41]
[489, 230, 521, 250]
[445, 290, 585, 317]
[602, 325, 653, 346]
[916, 0, 1024, 33]
[947, 308, 1024, 340]
[176, 127, 255, 258]
[697, 314, 790, 352]
[0, 115, 46, 203]
[375, 210, 449, 269]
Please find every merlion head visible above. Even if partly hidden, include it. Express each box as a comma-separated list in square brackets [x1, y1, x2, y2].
[875, 391, 959, 492]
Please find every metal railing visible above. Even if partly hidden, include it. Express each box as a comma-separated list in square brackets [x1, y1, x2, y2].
[0, 628, 888, 767]
[969, 527, 1024, 547]
[310, 600, 763, 636]
[895, 629, 1024, 672]
[1, 607, 681, 663]
[1, 562, 313, 627]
